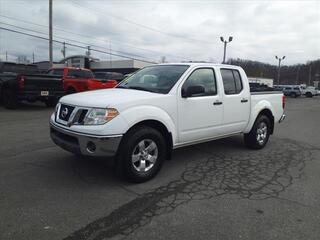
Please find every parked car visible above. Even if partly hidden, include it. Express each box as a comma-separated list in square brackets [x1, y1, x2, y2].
[50, 63, 285, 182]
[94, 71, 124, 83]
[0, 62, 64, 109]
[48, 67, 117, 94]
[281, 85, 302, 98]
[303, 86, 317, 98]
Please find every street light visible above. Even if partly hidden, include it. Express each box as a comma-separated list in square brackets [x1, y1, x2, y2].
[275, 55, 285, 85]
[220, 36, 233, 64]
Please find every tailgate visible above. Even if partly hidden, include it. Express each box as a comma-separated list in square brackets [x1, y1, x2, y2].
[23, 74, 63, 91]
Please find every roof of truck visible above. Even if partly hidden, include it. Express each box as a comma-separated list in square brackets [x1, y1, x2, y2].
[156, 62, 241, 68]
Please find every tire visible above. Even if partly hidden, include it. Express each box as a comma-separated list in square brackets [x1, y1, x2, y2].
[45, 98, 58, 107]
[2, 88, 19, 109]
[306, 92, 313, 98]
[117, 126, 166, 183]
[290, 92, 296, 98]
[244, 115, 271, 149]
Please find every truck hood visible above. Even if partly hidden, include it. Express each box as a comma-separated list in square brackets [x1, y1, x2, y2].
[59, 88, 165, 108]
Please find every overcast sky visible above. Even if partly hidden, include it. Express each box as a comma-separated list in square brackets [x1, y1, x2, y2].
[0, 0, 319, 65]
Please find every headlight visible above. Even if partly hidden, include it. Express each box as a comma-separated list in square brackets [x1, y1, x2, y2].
[83, 108, 119, 125]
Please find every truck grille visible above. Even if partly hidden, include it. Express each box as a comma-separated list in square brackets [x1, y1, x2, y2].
[59, 104, 75, 121]
[77, 109, 88, 124]
[56, 105, 89, 125]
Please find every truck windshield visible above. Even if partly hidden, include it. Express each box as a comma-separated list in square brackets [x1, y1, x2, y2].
[117, 65, 189, 94]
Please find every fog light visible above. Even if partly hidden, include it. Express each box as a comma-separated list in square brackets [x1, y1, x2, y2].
[86, 141, 96, 153]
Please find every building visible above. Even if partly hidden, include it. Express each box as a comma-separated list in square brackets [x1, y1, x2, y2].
[58, 55, 97, 69]
[90, 59, 151, 74]
[54, 55, 152, 74]
[33, 61, 58, 73]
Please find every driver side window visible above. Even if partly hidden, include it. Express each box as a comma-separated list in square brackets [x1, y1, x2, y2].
[182, 68, 217, 97]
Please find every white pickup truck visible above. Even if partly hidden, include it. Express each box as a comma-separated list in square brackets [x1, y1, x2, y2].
[50, 63, 285, 182]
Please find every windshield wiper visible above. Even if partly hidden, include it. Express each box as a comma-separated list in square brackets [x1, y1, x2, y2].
[116, 85, 128, 89]
[116, 85, 157, 93]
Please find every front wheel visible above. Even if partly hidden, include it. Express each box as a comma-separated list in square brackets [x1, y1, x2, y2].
[290, 92, 297, 98]
[118, 126, 166, 183]
[244, 115, 271, 149]
[306, 92, 313, 98]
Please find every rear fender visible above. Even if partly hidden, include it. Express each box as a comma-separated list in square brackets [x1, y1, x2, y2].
[244, 100, 275, 134]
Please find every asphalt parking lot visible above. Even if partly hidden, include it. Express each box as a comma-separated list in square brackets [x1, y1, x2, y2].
[1, 97, 320, 240]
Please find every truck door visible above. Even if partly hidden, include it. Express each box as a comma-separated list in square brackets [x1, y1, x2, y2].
[220, 68, 250, 133]
[177, 67, 223, 143]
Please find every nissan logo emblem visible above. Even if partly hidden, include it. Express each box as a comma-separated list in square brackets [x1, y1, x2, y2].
[61, 107, 68, 118]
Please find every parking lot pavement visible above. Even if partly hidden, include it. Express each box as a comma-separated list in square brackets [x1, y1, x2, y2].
[0, 97, 320, 240]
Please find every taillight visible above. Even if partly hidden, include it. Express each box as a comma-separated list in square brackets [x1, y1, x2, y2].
[282, 95, 286, 109]
[18, 75, 25, 89]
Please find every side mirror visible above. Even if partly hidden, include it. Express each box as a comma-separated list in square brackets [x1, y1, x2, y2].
[182, 85, 205, 98]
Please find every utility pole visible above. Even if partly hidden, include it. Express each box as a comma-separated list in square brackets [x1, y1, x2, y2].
[49, 0, 53, 67]
[308, 64, 312, 86]
[5, 51, 8, 61]
[32, 52, 35, 63]
[275, 55, 285, 85]
[109, 41, 112, 68]
[61, 42, 66, 58]
[220, 36, 233, 64]
[86, 46, 91, 57]
[295, 66, 300, 85]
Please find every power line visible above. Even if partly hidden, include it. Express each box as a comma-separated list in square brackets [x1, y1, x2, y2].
[0, 22, 157, 61]
[68, 0, 213, 45]
[0, 26, 156, 64]
[0, 14, 189, 61]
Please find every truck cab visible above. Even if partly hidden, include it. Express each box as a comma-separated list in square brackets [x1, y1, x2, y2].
[48, 67, 117, 94]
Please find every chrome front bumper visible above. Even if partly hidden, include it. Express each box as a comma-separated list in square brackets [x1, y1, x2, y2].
[50, 122, 122, 157]
[279, 114, 286, 123]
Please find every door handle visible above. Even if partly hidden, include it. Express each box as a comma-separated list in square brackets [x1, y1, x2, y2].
[241, 98, 248, 103]
[213, 101, 223, 105]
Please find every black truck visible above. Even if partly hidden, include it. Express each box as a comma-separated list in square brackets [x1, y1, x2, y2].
[0, 62, 64, 109]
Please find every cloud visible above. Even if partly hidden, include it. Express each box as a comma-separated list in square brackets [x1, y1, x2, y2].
[0, 0, 319, 65]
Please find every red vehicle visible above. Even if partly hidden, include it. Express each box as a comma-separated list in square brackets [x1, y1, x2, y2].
[47, 67, 117, 94]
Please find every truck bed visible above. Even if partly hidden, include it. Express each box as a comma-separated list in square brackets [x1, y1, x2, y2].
[250, 90, 284, 123]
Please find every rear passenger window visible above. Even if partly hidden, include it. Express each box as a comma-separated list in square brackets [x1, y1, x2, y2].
[68, 70, 94, 78]
[183, 68, 217, 97]
[221, 69, 243, 94]
[50, 69, 63, 76]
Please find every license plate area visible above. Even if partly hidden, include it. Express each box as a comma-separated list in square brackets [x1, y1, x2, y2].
[41, 91, 49, 96]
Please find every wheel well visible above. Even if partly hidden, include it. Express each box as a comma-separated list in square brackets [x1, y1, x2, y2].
[126, 120, 173, 160]
[258, 109, 274, 134]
